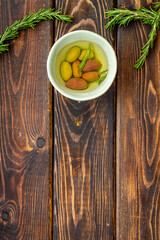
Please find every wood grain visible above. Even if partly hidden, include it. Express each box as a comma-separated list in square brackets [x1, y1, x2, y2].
[53, 0, 116, 239]
[0, 0, 52, 239]
[116, 0, 160, 239]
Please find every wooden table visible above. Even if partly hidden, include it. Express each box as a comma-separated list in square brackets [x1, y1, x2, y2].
[0, 0, 159, 239]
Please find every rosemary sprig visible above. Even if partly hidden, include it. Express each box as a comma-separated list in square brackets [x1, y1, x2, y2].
[105, 2, 160, 69]
[0, 8, 73, 53]
[105, 8, 156, 29]
[134, 11, 160, 69]
[97, 70, 108, 84]
[79, 44, 91, 71]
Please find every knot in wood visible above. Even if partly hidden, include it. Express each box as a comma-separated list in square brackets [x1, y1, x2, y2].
[36, 137, 46, 148]
[1, 210, 9, 222]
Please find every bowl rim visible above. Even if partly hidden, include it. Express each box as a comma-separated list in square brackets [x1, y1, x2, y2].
[47, 30, 117, 101]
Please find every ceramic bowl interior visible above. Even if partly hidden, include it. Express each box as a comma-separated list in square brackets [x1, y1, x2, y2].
[47, 30, 117, 101]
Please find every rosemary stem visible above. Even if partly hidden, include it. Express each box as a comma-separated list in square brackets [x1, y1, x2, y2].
[105, 2, 160, 69]
[0, 8, 73, 53]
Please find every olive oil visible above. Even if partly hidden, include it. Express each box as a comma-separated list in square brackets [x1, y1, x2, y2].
[55, 41, 108, 92]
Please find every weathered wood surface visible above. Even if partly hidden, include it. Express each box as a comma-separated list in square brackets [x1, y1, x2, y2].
[53, 0, 115, 239]
[0, 0, 160, 239]
[117, 0, 160, 239]
[0, 0, 52, 239]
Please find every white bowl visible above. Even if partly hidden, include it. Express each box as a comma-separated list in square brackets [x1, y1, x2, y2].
[47, 30, 117, 101]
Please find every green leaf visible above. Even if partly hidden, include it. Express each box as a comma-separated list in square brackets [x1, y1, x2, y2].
[97, 70, 108, 84]
[78, 44, 91, 71]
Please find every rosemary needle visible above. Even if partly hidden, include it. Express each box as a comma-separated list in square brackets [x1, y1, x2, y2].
[0, 8, 73, 54]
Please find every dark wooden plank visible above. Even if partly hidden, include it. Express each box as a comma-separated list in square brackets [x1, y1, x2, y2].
[117, 0, 160, 239]
[53, 1, 116, 239]
[0, 1, 52, 239]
